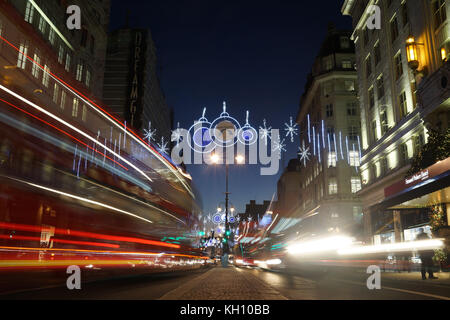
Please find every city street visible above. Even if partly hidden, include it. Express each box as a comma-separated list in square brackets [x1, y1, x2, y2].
[0, 0, 449, 308]
[2, 266, 449, 300]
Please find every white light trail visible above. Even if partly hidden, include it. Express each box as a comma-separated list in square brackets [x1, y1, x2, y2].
[338, 239, 444, 255]
[0, 85, 154, 183]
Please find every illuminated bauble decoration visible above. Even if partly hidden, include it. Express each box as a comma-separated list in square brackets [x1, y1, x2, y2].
[238, 111, 258, 146]
[187, 108, 215, 154]
[210, 101, 241, 147]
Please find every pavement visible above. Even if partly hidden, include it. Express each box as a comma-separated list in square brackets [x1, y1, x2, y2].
[160, 266, 288, 300]
[1, 265, 449, 300]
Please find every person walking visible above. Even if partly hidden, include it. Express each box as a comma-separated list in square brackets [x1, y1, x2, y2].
[416, 228, 438, 280]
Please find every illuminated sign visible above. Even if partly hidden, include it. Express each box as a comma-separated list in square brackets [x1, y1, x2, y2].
[405, 169, 429, 185]
[128, 31, 146, 129]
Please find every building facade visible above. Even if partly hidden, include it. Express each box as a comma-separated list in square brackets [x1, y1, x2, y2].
[294, 25, 363, 240]
[342, 0, 450, 245]
[103, 28, 172, 144]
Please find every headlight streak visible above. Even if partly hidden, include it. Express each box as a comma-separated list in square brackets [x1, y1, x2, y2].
[337, 239, 444, 256]
[0, 106, 186, 224]
[0, 98, 128, 171]
[0, 34, 193, 198]
[0, 234, 120, 249]
[0, 109, 161, 195]
[4, 176, 155, 225]
[287, 236, 354, 255]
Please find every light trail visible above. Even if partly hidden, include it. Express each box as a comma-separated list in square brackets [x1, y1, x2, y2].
[0, 84, 154, 183]
[0, 34, 193, 197]
[0, 97, 128, 170]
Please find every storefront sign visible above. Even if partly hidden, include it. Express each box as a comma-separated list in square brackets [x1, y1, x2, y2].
[384, 157, 450, 198]
[405, 169, 429, 185]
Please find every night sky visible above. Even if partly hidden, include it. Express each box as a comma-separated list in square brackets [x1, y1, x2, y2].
[109, 0, 352, 216]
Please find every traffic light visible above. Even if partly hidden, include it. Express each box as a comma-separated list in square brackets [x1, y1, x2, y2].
[225, 230, 231, 237]
[198, 231, 205, 236]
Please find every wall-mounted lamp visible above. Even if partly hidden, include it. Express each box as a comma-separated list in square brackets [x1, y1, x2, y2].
[441, 47, 447, 61]
[406, 37, 419, 70]
[405, 36, 427, 77]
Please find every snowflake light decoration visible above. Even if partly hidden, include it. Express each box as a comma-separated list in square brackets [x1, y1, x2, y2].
[272, 136, 287, 158]
[157, 136, 169, 154]
[259, 119, 272, 145]
[171, 122, 182, 144]
[298, 140, 311, 167]
[143, 121, 156, 143]
[284, 116, 299, 143]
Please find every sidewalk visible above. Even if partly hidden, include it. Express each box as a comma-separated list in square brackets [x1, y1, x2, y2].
[381, 271, 450, 283]
[159, 266, 288, 300]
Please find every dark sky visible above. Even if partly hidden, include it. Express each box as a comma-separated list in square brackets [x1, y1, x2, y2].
[109, 0, 352, 216]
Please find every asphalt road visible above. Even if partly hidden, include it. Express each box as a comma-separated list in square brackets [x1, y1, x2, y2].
[1, 266, 449, 300]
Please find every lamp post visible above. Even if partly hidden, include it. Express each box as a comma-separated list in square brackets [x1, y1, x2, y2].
[211, 153, 244, 260]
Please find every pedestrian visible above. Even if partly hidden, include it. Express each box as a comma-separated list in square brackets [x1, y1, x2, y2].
[416, 228, 438, 280]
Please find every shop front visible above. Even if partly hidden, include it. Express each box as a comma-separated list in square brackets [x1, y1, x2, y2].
[367, 158, 449, 266]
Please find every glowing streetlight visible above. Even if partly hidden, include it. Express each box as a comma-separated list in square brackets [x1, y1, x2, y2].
[235, 155, 245, 164]
[211, 153, 220, 164]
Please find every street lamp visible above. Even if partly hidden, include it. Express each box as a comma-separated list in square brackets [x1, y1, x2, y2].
[210, 152, 244, 260]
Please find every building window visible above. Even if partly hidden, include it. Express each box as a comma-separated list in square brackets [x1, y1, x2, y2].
[390, 16, 399, 43]
[48, 28, 55, 46]
[65, 53, 71, 72]
[72, 98, 79, 117]
[371, 120, 378, 141]
[399, 143, 409, 163]
[24, 1, 35, 23]
[394, 53, 403, 80]
[42, 65, 50, 87]
[38, 16, 46, 34]
[17, 42, 28, 69]
[349, 151, 360, 167]
[82, 105, 87, 122]
[85, 69, 91, 88]
[433, 0, 447, 30]
[377, 75, 384, 99]
[340, 36, 350, 49]
[363, 28, 369, 47]
[326, 104, 333, 117]
[380, 157, 388, 175]
[328, 152, 337, 168]
[90, 35, 95, 54]
[328, 178, 338, 195]
[374, 42, 381, 65]
[345, 80, 355, 91]
[380, 107, 389, 135]
[342, 60, 352, 69]
[348, 125, 358, 141]
[31, 53, 40, 78]
[365, 56, 372, 78]
[368, 87, 375, 109]
[76, 63, 83, 81]
[58, 46, 64, 64]
[414, 134, 425, 155]
[347, 102, 357, 116]
[324, 82, 332, 96]
[53, 83, 59, 104]
[81, 28, 88, 47]
[324, 57, 333, 71]
[402, 2, 409, 26]
[60, 91, 66, 110]
[351, 177, 361, 193]
[399, 91, 408, 118]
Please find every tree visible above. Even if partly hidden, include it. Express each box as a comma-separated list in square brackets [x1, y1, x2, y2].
[407, 128, 450, 177]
